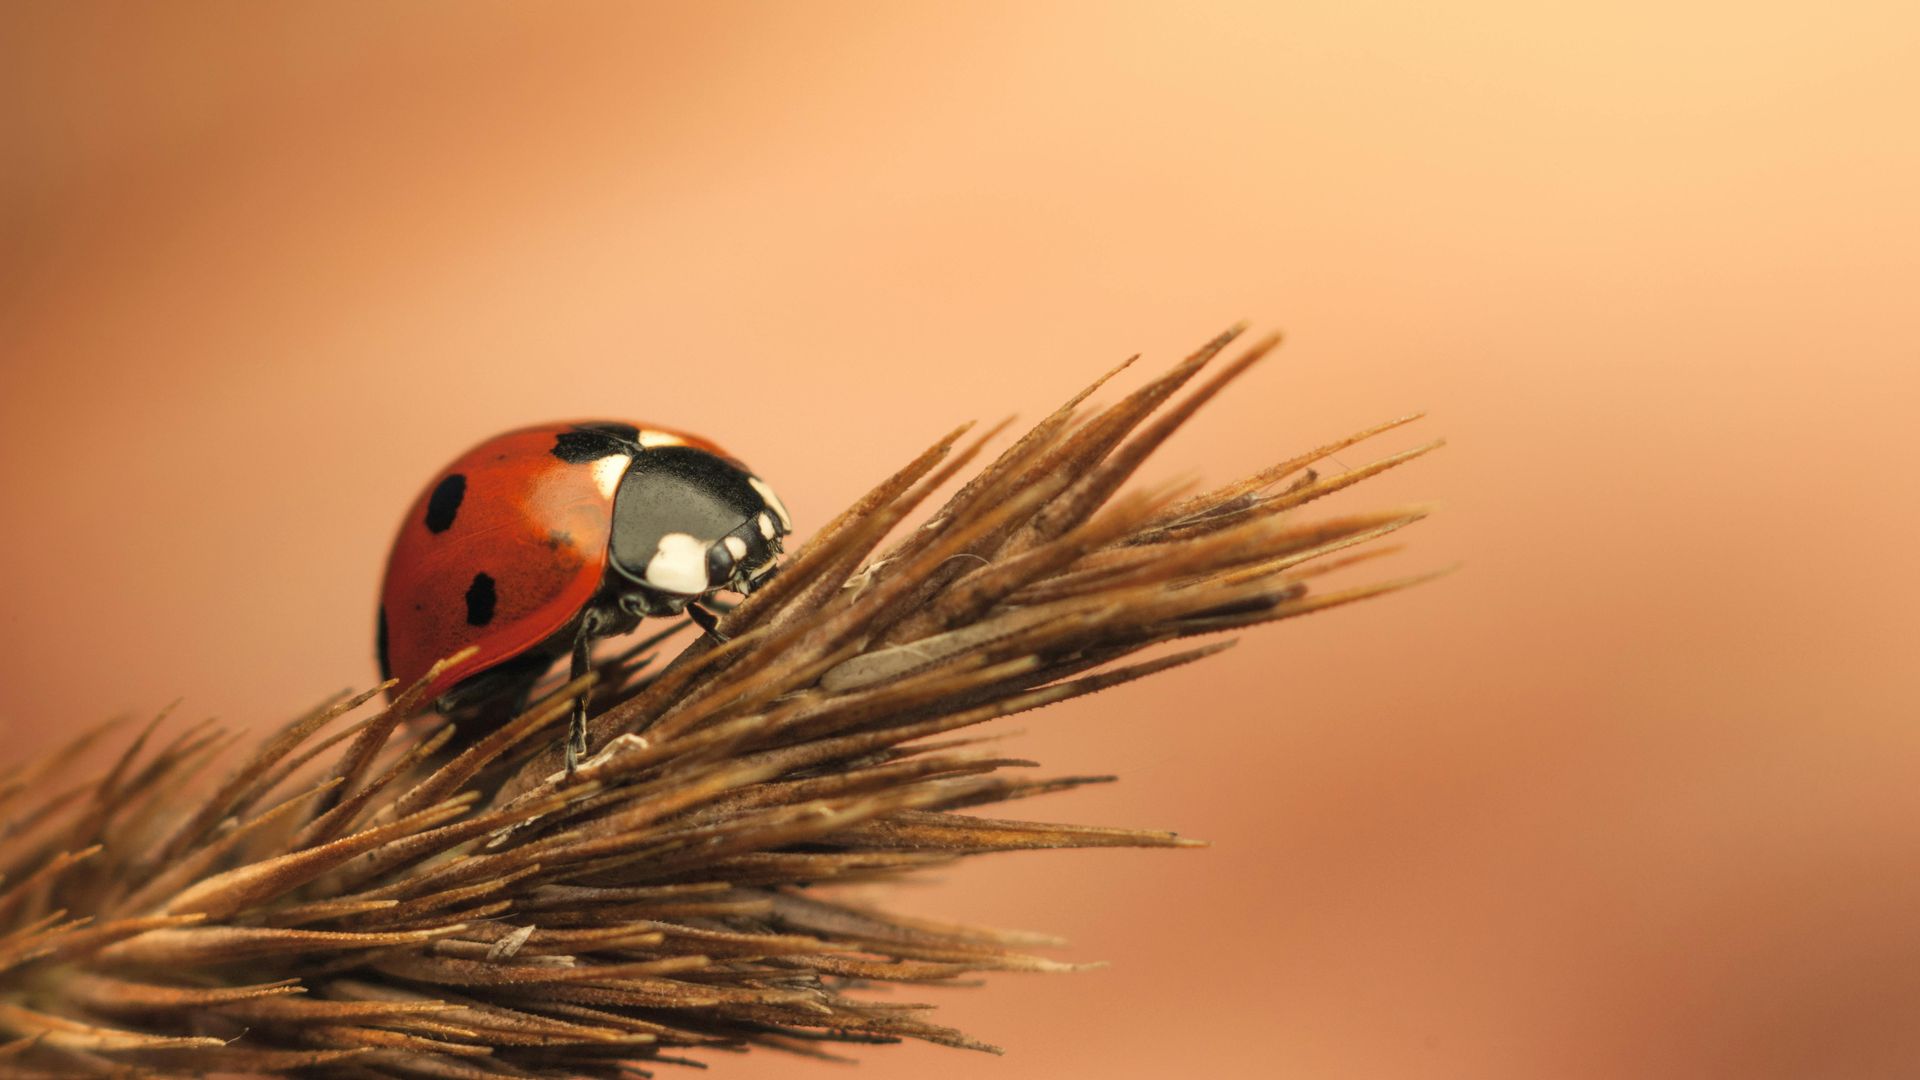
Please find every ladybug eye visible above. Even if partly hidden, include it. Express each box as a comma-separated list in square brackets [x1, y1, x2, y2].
[705, 538, 736, 585]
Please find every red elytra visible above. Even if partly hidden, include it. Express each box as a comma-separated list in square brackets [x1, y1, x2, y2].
[377, 420, 790, 723]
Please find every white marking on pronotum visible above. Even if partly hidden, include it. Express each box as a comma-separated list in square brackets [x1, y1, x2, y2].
[589, 454, 627, 499]
[757, 512, 776, 539]
[723, 536, 749, 561]
[636, 429, 687, 449]
[645, 532, 710, 594]
[748, 476, 792, 530]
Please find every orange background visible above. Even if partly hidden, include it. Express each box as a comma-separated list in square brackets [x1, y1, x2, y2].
[5, 4, 1919, 1077]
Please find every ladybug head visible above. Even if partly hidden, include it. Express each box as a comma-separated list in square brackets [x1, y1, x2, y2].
[606, 446, 791, 611]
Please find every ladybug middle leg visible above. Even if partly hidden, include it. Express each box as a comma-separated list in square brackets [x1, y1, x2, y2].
[565, 615, 598, 775]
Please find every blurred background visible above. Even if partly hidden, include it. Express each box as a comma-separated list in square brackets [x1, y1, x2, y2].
[4, 3, 1918, 1077]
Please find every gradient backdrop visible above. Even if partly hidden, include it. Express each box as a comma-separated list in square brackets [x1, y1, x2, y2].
[5, 4, 1919, 1078]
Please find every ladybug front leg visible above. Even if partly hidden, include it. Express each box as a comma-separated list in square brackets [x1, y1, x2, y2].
[686, 601, 729, 643]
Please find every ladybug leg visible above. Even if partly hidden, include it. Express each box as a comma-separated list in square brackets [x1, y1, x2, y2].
[686, 601, 729, 643]
[565, 617, 595, 775]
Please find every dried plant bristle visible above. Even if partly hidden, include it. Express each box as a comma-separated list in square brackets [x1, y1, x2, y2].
[0, 327, 1438, 1077]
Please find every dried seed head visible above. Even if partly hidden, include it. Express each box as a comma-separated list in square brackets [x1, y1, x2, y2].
[0, 327, 1438, 1077]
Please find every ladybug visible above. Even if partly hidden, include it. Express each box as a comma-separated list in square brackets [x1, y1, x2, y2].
[377, 420, 791, 771]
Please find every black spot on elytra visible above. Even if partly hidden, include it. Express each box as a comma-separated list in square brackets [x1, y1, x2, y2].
[551, 422, 641, 463]
[425, 473, 466, 533]
[376, 606, 392, 680]
[465, 573, 497, 626]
